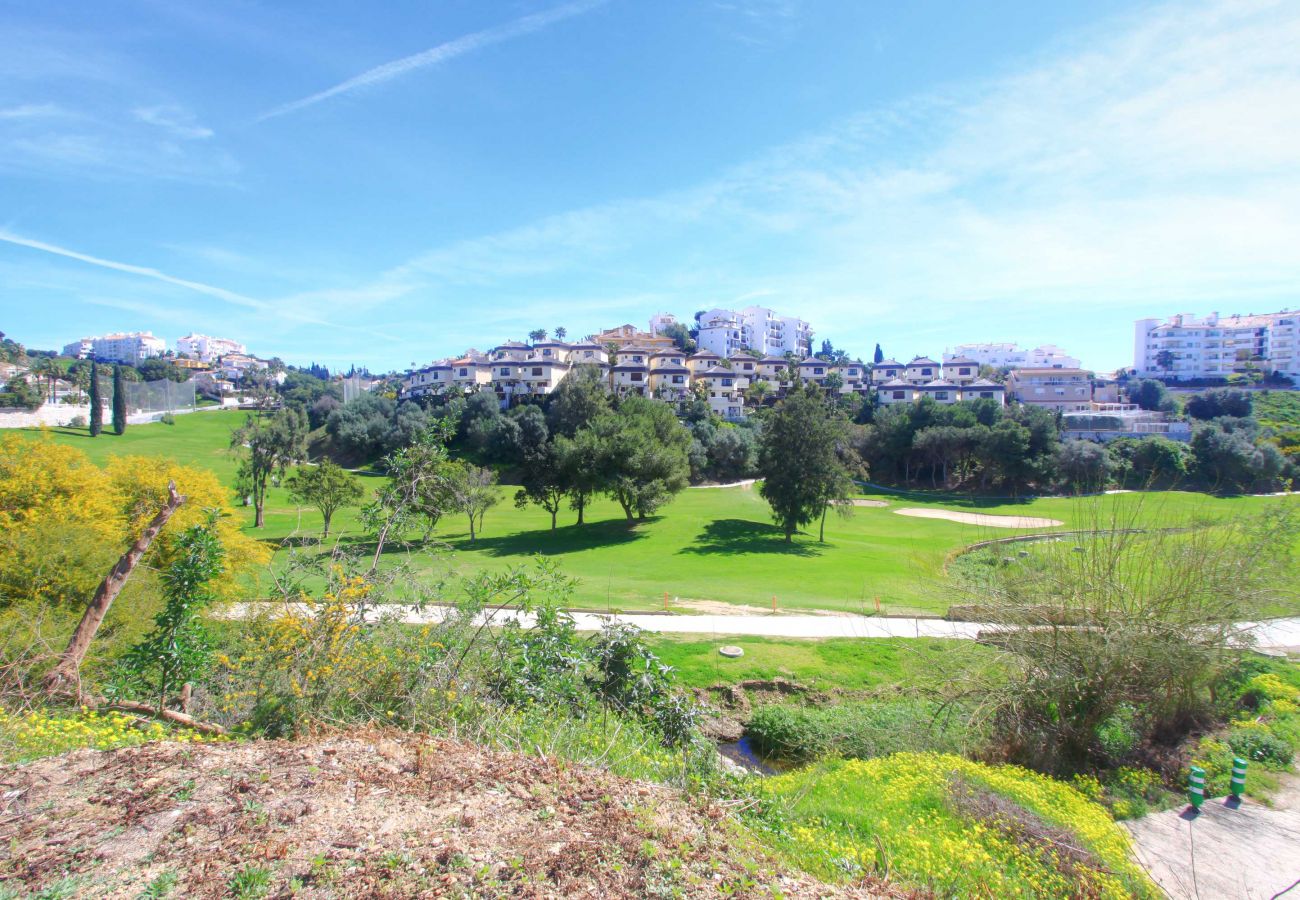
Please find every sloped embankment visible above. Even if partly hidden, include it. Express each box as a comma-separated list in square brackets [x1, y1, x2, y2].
[1, 730, 899, 898]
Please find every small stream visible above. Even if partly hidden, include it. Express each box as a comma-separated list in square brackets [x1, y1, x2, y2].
[716, 735, 790, 776]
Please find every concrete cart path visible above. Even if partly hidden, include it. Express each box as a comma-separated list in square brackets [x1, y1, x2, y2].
[222, 603, 1300, 649]
[1124, 774, 1300, 899]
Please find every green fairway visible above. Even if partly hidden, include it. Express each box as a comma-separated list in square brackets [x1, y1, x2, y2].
[36, 413, 1298, 615]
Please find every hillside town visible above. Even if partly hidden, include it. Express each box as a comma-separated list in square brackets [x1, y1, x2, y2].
[2, 307, 1298, 443]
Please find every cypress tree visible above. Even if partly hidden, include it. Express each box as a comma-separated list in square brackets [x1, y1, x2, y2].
[873, 343, 884, 364]
[111, 364, 127, 435]
[88, 361, 103, 436]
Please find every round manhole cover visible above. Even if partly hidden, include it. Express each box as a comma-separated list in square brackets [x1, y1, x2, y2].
[718, 645, 744, 658]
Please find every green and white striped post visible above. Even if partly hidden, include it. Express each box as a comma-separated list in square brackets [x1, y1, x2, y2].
[1230, 757, 1248, 799]
[1188, 765, 1206, 809]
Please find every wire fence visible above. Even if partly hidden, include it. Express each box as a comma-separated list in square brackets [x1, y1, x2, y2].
[121, 378, 197, 415]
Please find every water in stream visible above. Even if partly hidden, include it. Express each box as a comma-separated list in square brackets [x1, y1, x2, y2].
[716, 735, 789, 776]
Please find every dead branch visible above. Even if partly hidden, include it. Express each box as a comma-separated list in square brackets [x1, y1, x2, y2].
[43, 481, 186, 698]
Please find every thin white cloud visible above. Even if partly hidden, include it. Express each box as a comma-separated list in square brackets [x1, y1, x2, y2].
[0, 230, 267, 311]
[0, 103, 67, 120]
[132, 105, 214, 140]
[255, 0, 607, 122]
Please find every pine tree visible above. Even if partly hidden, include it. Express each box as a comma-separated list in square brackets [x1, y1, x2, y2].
[88, 361, 103, 436]
[111, 365, 127, 435]
[874, 343, 884, 364]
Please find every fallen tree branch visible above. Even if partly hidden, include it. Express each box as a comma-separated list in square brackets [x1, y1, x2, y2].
[44, 481, 186, 698]
[103, 699, 227, 736]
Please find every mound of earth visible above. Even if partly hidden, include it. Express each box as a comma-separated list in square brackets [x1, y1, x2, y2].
[894, 508, 1063, 528]
[0, 730, 898, 899]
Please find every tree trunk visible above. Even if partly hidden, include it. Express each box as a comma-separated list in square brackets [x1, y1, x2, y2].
[255, 499, 265, 528]
[550, 509, 557, 531]
[819, 504, 827, 542]
[322, 511, 332, 538]
[575, 496, 586, 525]
[45, 481, 185, 698]
[467, 513, 476, 542]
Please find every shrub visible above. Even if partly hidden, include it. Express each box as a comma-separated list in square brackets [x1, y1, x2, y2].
[68, 415, 87, 428]
[1227, 725, 1294, 768]
[0, 707, 222, 764]
[160, 412, 176, 425]
[747, 699, 966, 762]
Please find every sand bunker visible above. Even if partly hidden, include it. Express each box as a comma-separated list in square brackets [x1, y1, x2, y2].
[894, 508, 1063, 528]
[850, 498, 889, 508]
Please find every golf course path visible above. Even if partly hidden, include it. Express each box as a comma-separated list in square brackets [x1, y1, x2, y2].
[223, 604, 1300, 649]
[1124, 774, 1300, 899]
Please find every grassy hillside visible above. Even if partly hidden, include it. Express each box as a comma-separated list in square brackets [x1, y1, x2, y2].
[35, 413, 1297, 615]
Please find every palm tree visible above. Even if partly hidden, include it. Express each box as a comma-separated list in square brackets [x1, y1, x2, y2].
[528, 329, 547, 343]
[31, 357, 60, 402]
[554, 327, 567, 341]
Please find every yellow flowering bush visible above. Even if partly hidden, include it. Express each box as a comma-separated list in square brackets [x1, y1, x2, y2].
[762, 753, 1157, 899]
[0, 707, 223, 764]
[208, 570, 455, 736]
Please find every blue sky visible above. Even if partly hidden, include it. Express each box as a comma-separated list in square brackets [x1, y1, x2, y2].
[2, 0, 1298, 373]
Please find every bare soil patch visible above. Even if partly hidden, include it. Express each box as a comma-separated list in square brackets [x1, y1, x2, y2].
[0, 730, 897, 899]
[894, 508, 1063, 528]
[850, 499, 889, 508]
[675, 599, 858, 617]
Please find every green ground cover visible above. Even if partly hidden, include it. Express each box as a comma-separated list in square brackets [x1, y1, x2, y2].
[647, 635, 990, 691]
[37, 413, 1298, 614]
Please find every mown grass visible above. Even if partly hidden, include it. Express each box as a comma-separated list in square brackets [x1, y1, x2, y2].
[647, 635, 991, 691]
[36, 412, 1299, 615]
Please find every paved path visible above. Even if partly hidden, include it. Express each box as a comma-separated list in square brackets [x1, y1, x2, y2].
[1125, 775, 1300, 899]
[222, 603, 1300, 649]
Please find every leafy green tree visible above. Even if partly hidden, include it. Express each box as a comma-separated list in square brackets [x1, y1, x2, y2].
[558, 430, 605, 525]
[660, 322, 696, 353]
[136, 358, 188, 382]
[361, 421, 456, 561]
[1127, 378, 1174, 412]
[1056, 440, 1115, 492]
[1154, 349, 1176, 376]
[1111, 436, 1192, 488]
[231, 407, 308, 527]
[111, 365, 127, 435]
[123, 513, 224, 712]
[514, 443, 568, 530]
[591, 397, 691, 521]
[1, 376, 42, 411]
[757, 384, 854, 542]
[545, 364, 610, 438]
[286, 461, 363, 538]
[88, 362, 103, 435]
[448, 462, 500, 541]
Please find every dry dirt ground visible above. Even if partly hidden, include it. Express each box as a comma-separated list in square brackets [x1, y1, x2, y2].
[1, 731, 899, 899]
[849, 499, 889, 508]
[893, 508, 1064, 528]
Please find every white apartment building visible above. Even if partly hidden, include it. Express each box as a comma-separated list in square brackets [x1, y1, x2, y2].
[63, 332, 166, 364]
[176, 333, 247, 363]
[649, 313, 679, 336]
[943, 343, 1080, 370]
[695, 306, 812, 358]
[1133, 311, 1300, 381]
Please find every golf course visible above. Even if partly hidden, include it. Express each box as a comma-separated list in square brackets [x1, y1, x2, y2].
[35, 409, 1298, 616]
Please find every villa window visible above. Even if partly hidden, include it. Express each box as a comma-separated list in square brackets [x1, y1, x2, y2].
[922, 368, 932, 376]
[631, 372, 643, 382]
[935, 392, 948, 400]
[672, 375, 684, 384]
[532, 367, 542, 376]
[458, 369, 468, 377]
[722, 378, 733, 387]
[813, 367, 824, 375]
[892, 391, 905, 399]
[500, 368, 510, 376]
[980, 392, 993, 399]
